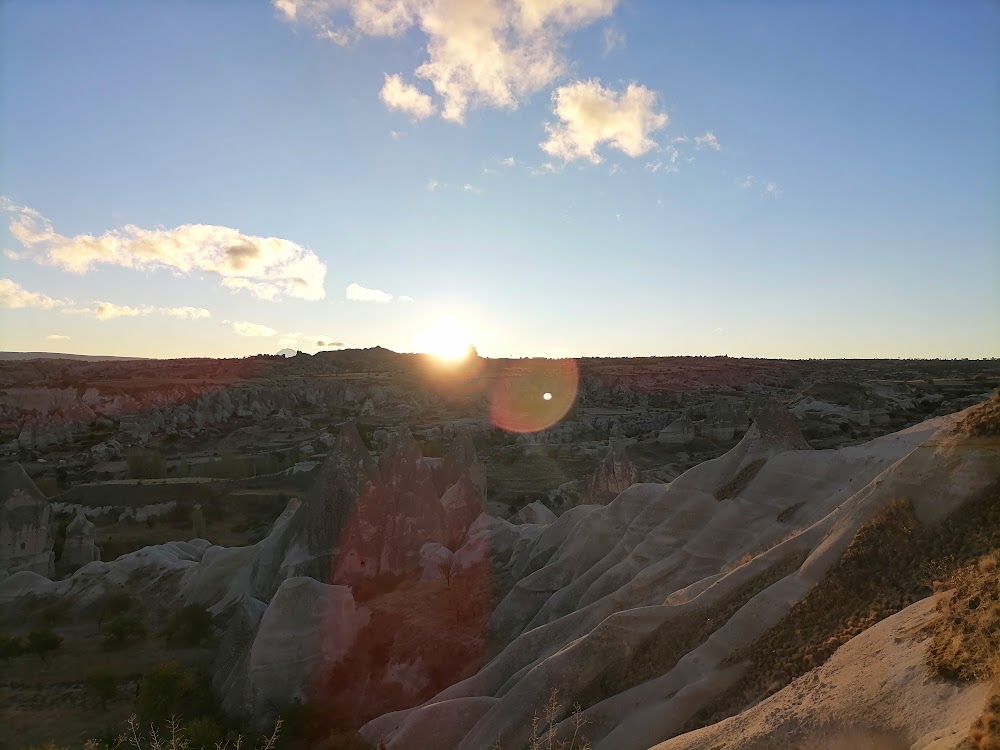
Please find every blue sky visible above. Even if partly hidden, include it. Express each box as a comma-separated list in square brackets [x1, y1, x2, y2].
[0, 0, 997, 359]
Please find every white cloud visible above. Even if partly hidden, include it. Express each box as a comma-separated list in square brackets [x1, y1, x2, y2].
[529, 161, 561, 176]
[398, 295, 415, 303]
[390, 129, 404, 140]
[58, 301, 211, 321]
[346, 282, 393, 303]
[0, 278, 69, 309]
[737, 175, 782, 198]
[601, 25, 624, 56]
[230, 321, 278, 337]
[91, 301, 154, 320]
[540, 79, 668, 163]
[693, 131, 721, 151]
[161, 306, 211, 319]
[426, 179, 445, 191]
[501, 156, 516, 167]
[462, 183, 483, 194]
[1, 197, 327, 301]
[380, 74, 437, 118]
[45, 334, 70, 341]
[274, 0, 620, 122]
[279, 331, 347, 348]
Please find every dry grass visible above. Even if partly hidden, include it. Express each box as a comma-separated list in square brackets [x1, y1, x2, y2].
[923, 552, 1000, 750]
[683, 478, 1000, 737]
[957, 393, 1000, 438]
[715, 459, 768, 501]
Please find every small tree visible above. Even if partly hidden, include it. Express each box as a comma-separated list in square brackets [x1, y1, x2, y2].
[102, 614, 147, 650]
[85, 670, 117, 709]
[26, 629, 62, 663]
[164, 604, 215, 647]
[0, 634, 24, 664]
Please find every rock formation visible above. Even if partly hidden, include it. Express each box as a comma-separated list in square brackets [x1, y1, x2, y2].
[0, 464, 54, 578]
[60, 512, 98, 572]
[581, 442, 641, 504]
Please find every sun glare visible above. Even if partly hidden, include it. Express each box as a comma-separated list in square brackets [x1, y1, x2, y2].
[417, 319, 473, 363]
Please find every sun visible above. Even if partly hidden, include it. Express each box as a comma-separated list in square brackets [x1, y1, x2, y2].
[416, 319, 474, 363]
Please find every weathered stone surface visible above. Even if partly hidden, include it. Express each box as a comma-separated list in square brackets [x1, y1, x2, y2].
[0, 464, 54, 579]
[61, 512, 98, 572]
[509, 500, 557, 526]
[419, 542, 454, 581]
[334, 430, 448, 584]
[440, 473, 486, 549]
[436, 431, 487, 500]
[658, 415, 696, 445]
[213, 595, 267, 719]
[245, 577, 369, 721]
[581, 442, 641, 504]
[302, 422, 377, 583]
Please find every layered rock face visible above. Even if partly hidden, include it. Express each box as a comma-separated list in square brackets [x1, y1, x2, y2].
[60, 512, 98, 572]
[359, 401, 999, 750]
[0, 465, 54, 578]
[582, 442, 641, 504]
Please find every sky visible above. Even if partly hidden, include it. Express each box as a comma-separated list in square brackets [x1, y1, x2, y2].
[0, 0, 998, 360]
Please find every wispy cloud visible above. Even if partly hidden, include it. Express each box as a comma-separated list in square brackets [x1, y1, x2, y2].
[45, 334, 70, 341]
[398, 295, 415, 303]
[228, 320, 278, 337]
[60, 301, 212, 321]
[601, 26, 625, 56]
[462, 183, 483, 194]
[346, 282, 393, 303]
[0, 278, 69, 309]
[426, 179, 445, 192]
[693, 131, 722, 151]
[274, 0, 621, 123]
[389, 129, 404, 141]
[737, 175, 782, 198]
[540, 79, 668, 163]
[161, 306, 211, 319]
[1, 197, 327, 301]
[501, 156, 516, 167]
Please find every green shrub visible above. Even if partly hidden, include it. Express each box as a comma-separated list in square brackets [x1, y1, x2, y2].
[98, 590, 135, 625]
[26, 629, 62, 662]
[126, 449, 167, 480]
[0, 634, 24, 663]
[184, 717, 225, 750]
[164, 604, 215, 647]
[85, 671, 118, 709]
[136, 662, 214, 724]
[102, 614, 147, 650]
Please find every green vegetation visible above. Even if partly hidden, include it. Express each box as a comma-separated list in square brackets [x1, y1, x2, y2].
[26, 628, 62, 662]
[98, 590, 136, 625]
[85, 670, 118, 709]
[163, 604, 216, 647]
[135, 662, 213, 724]
[102, 614, 147, 650]
[0, 633, 24, 663]
[715, 458, 767, 501]
[126, 448, 168, 480]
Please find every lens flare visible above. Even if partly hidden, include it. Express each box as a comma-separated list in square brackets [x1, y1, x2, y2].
[490, 358, 578, 434]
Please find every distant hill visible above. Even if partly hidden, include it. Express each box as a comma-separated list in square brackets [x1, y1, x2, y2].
[0, 351, 151, 362]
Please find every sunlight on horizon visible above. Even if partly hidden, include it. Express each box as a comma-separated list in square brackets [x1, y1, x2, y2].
[415, 318, 475, 363]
